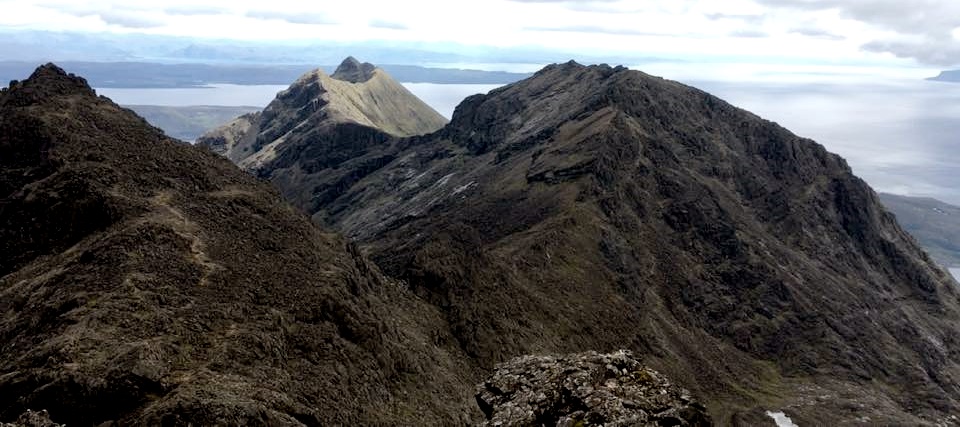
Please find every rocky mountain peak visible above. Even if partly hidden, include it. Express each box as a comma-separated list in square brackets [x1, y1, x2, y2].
[444, 60, 635, 155]
[332, 56, 378, 83]
[255, 60, 960, 423]
[2, 63, 95, 104]
[198, 57, 447, 175]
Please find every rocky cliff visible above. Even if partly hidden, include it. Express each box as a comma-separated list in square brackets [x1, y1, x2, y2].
[0, 64, 475, 425]
[255, 61, 960, 424]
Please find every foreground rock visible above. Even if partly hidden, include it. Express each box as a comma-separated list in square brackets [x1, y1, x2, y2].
[0, 411, 61, 427]
[477, 351, 711, 426]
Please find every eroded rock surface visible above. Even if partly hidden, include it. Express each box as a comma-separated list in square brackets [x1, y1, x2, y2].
[0, 410, 62, 427]
[476, 351, 711, 426]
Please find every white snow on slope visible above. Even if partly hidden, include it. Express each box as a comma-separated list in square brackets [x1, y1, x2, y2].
[766, 411, 799, 427]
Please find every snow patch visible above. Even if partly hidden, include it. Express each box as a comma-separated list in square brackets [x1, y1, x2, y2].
[766, 411, 798, 427]
[435, 173, 455, 187]
[452, 181, 476, 195]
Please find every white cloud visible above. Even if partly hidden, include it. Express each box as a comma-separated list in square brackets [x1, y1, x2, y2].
[753, 0, 960, 65]
[0, 0, 951, 68]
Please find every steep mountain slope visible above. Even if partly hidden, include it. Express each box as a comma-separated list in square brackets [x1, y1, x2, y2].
[0, 65, 477, 425]
[880, 193, 960, 269]
[199, 57, 443, 156]
[254, 61, 960, 424]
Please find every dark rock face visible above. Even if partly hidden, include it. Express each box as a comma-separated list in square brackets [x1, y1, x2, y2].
[270, 61, 960, 424]
[0, 64, 475, 425]
[332, 56, 378, 83]
[476, 351, 712, 426]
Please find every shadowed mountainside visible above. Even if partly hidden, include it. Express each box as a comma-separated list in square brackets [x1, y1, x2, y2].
[227, 60, 960, 425]
[0, 64, 479, 425]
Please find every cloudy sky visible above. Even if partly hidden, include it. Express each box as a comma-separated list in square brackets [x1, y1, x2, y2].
[1, 0, 957, 66]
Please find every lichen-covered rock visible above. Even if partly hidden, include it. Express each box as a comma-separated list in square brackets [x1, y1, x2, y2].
[0, 410, 62, 427]
[476, 350, 712, 426]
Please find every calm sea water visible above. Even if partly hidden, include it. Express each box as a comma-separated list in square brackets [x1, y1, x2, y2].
[97, 84, 286, 108]
[97, 78, 959, 205]
[96, 83, 501, 119]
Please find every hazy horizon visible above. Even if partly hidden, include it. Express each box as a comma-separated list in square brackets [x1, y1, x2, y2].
[1, 0, 956, 217]
[2, 0, 959, 84]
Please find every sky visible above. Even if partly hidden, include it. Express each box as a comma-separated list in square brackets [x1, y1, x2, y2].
[1, 0, 958, 77]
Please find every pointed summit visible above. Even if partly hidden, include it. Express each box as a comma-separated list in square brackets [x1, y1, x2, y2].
[198, 57, 447, 175]
[332, 56, 378, 83]
[5, 63, 96, 103]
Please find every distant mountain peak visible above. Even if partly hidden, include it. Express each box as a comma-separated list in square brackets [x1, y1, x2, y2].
[198, 58, 447, 172]
[332, 56, 378, 83]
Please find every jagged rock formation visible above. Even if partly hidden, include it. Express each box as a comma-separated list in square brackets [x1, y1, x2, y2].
[0, 64, 475, 425]
[476, 350, 711, 426]
[196, 57, 447, 210]
[332, 56, 378, 83]
[0, 410, 61, 427]
[257, 61, 960, 424]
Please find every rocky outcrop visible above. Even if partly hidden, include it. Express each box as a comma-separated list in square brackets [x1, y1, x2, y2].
[332, 56, 378, 83]
[476, 351, 711, 426]
[0, 411, 61, 427]
[0, 64, 475, 426]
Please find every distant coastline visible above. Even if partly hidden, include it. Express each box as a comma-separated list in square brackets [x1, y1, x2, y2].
[1, 61, 530, 89]
[928, 70, 960, 82]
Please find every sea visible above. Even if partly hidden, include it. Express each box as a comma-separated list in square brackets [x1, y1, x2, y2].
[951, 268, 960, 281]
[96, 77, 960, 206]
[96, 83, 501, 119]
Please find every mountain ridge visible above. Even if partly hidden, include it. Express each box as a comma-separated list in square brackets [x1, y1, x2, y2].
[0, 63, 478, 425]
[223, 59, 960, 424]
